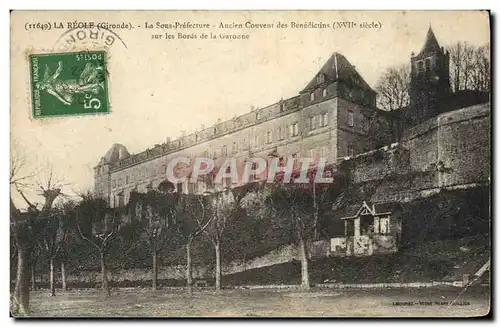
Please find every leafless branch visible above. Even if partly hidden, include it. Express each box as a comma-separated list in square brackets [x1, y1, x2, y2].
[76, 222, 101, 252]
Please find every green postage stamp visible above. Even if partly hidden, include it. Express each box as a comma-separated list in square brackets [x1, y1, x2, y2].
[29, 51, 109, 117]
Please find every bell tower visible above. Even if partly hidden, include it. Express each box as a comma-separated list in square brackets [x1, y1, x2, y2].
[409, 26, 451, 124]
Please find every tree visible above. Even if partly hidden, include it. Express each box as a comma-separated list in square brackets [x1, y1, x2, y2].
[130, 189, 180, 290]
[224, 183, 267, 266]
[448, 41, 490, 93]
[470, 44, 491, 92]
[10, 149, 62, 314]
[30, 200, 74, 297]
[12, 189, 62, 310]
[54, 201, 78, 292]
[375, 64, 411, 111]
[262, 184, 316, 289]
[374, 64, 410, 141]
[204, 190, 236, 291]
[76, 193, 120, 297]
[448, 41, 474, 92]
[177, 194, 213, 295]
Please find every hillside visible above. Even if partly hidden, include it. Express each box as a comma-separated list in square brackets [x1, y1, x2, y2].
[223, 236, 490, 286]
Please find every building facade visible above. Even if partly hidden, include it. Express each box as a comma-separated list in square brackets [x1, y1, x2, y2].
[95, 27, 486, 209]
[95, 52, 385, 207]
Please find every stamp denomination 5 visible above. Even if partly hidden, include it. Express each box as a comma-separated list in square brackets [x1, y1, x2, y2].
[29, 51, 109, 118]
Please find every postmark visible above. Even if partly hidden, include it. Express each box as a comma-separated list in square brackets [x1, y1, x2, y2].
[53, 26, 128, 53]
[29, 51, 109, 118]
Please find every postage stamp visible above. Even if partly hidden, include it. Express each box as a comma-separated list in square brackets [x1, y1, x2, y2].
[29, 51, 109, 118]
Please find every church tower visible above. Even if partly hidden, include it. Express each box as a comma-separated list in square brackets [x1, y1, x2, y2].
[409, 26, 451, 124]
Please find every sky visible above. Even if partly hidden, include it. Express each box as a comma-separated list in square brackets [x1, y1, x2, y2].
[10, 10, 490, 208]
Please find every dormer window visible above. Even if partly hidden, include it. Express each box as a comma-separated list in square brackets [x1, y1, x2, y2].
[316, 73, 325, 84]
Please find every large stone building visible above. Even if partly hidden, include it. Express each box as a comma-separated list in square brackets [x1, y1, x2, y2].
[94, 27, 490, 210]
[94, 51, 388, 207]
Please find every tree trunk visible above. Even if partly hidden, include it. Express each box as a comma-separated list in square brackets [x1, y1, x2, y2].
[152, 251, 158, 291]
[61, 261, 67, 292]
[313, 182, 319, 241]
[299, 237, 310, 290]
[215, 240, 221, 291]
[49, 258, 55, 296]
[14, 245, 30, 315]
[100, 252, 110, 297]
[186, 241, 193, 295]
[31, 264, 36, 291]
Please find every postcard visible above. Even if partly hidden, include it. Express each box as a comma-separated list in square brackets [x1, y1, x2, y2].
[10, 10, 491, 318]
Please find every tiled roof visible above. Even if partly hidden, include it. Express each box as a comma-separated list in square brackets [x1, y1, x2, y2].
[104, 143, 130, 164]
[414, 27, 442, 60]
[301, 52, 374, 93]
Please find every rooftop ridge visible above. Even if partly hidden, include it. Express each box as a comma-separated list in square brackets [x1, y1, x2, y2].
[105, 94, 302, 169]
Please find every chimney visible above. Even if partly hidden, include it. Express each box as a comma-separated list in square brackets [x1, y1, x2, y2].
[201, 124, 205, 130]
[181, 130, 186, 137]
[217, 118, 222, 124]
[166, 137, 171, 143]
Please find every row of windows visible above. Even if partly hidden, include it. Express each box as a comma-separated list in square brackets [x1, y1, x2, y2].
[310, 88, 328, 102]
[111, 164, 170, 188]
[308, 113, 329, 131]
[416, 56, 440, 73]
[200, 122, 302, 158]
[109, 114, 337, 189]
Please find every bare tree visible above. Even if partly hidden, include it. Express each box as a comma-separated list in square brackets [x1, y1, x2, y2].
[373, 64, 411, 142]
[470, 44, 491, 92]
[57, 201, 78, 292]
[76, 193, 120, 297]
[10, 151, 63, 314]
[375, 64, 410, 111]
[448, 41, 485, 92]
[262, 184, 316, 289]
[10, 144, 36, 191]
[178, 194, 213, 295]
[449, 41, 465, 92]
[130, 189, 180, 290]
[36, 200, 75, 296]
[204, 190, 236, 291]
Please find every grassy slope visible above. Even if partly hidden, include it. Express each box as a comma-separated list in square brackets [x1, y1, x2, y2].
[223, 236, 490, 286]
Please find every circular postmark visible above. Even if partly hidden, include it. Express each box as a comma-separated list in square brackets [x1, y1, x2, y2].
[52, 26, 128, 52]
